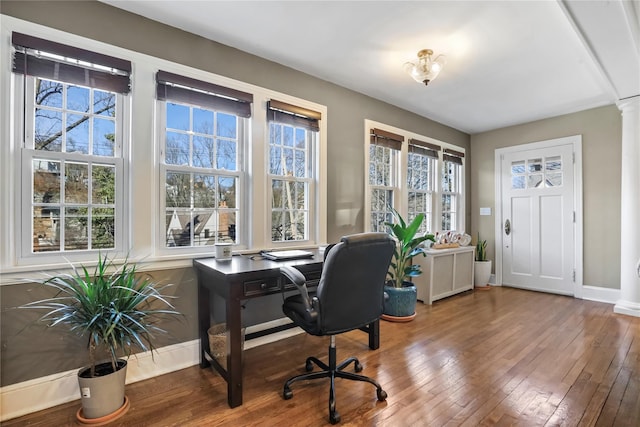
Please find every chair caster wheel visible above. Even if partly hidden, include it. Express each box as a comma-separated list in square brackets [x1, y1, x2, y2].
[305, 361, 314, 372]
[283, 388, 293, 400]
[377, 388, 387, 401]
[329, 411, 341, 424]
[354, 361, 363, 372]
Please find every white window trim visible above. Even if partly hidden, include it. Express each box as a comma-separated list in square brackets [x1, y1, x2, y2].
[364, 119, 466, 234]
[0, 15, 327, 282]
[11, 40, 131, 267]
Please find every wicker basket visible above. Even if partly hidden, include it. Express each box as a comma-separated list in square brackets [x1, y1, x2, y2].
[207, 323, 245, 369]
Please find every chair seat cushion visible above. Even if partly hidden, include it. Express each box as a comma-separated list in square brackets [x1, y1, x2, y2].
[282, 293, 321, 336]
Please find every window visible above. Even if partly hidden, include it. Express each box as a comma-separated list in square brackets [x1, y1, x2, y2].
[407, 139, 439, 235]
[368, 128, 402, 232]
[156, 71, 252, 248]
[511, 156, 563, 189]
[441, 149, 464, 231]
[267, 100, 320, 242]
[365, 120, 465, 235]
[12, 32, 130, 257]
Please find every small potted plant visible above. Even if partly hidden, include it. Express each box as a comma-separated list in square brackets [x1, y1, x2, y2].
[383, 208, 435, 321]
[21, 253, 181, 423]
[474, 233, 491, 288]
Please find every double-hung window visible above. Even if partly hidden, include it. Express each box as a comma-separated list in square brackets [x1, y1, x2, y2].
[267, 100, 320, 243]
[12, 32, 130, 257]
[365, 120, 466, 234]
[157, 71, 252, 249]
[407, 138, 439, 235]
[368, 128, 403, 232]
[441, 149, 464, 231]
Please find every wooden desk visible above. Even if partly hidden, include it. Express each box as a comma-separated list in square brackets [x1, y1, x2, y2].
[193, 252, 381, 408]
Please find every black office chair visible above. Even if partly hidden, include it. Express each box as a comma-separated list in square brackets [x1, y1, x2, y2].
[279, 232, 395, 424]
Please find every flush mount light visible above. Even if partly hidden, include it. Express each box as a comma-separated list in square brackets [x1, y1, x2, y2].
[403, 49, 447, 86]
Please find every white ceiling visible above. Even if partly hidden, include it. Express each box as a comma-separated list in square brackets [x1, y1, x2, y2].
[101, 0, 639, 134]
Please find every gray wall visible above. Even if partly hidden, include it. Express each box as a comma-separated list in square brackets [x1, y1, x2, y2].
[1, 0, 623, 390]
[470, 105, 622, 289]
[0, 0, 470, 387]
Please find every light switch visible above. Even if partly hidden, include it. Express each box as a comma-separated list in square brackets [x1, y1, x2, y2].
[480, 207, 492, 216]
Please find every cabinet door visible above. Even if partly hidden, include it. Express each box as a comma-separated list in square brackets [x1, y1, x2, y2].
[432, 254, 454, 297]
[453, 250, 474, 291]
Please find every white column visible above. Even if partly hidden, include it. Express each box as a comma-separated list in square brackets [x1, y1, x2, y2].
[614, 96, 640, 317]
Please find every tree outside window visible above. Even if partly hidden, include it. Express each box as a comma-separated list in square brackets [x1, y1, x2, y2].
[163, 102, 239, 247]
[269, 122, 311, 242]
[31, 78, 117, 252]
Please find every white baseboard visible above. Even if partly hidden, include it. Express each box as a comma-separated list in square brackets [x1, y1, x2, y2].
[582, 285, 620, 305]
[0, 339, 200, 422]
[0, 317, 304, 422]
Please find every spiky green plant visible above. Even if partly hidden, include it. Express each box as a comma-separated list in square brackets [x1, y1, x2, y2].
[476, 233, 488, 261]
[21, 253, 181, 377]
[384, 208, 435, 288]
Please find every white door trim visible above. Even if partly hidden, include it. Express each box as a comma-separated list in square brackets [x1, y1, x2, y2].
[494, 135, 583, 298]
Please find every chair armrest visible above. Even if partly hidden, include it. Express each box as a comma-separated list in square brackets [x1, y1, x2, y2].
[280, 266, 313, 312]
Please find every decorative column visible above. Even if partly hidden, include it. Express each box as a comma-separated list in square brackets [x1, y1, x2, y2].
[614, 96, 640, 317]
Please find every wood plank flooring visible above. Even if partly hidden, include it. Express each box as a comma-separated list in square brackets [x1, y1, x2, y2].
[4, 287, 640, 426]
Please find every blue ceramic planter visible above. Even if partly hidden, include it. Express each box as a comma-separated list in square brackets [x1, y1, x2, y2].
[383, 282, 417, 317]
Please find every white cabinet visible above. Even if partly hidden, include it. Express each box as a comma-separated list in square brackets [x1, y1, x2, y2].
[414, 246, 475, 304]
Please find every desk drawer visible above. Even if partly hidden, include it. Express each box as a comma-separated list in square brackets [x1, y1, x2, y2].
[243, 278, 280, 296]
[282, 270, 321, 291]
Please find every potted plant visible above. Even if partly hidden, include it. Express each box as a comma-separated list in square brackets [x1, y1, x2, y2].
[21, 253, 181, 423]
[474, 233, 492, 288]
[383, 209, 435, 321]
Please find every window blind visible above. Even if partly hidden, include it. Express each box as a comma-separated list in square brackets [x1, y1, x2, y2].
[370, 128, 403, 151]
[156, 70, 253, 118]
[409, 138, 440, 159]
[12, 32, 132, 94]
[443, 148, 464, 165]
[267, 100, 321, 131]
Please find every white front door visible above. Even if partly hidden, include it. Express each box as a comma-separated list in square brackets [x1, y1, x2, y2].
[498, 138, 579, 295]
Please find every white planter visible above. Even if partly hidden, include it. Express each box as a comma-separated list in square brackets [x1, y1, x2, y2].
[474, 260, 492, 287]
[77, 360, 127, 419]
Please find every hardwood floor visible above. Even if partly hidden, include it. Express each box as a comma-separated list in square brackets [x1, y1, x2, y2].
[5, 287, 640, 426]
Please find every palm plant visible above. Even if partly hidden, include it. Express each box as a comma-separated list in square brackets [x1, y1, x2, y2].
[385, 208, 435, 288]
[22, 253, 181, 377]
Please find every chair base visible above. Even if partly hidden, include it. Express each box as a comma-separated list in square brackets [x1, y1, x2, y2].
[282, 336, 387, 424]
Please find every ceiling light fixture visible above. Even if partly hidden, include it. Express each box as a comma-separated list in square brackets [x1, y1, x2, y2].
[403, 49, 447, 86]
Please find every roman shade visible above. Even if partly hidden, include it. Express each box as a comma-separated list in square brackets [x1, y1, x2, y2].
[267, 100, 321, 131]
[443, 148, 464, 165]
[370, 128, 403, 151]
[156, 70, 253, 118]
[12, 32, 132, 94]
[409, 138, 440, 159]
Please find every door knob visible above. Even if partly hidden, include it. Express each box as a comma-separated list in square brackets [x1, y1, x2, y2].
[504, 219, 511, 236]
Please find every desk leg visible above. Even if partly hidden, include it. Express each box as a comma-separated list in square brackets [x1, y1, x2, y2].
[226, 293, 243, 408]
[197, 276, 211, 369]
[368, 319, 380, 350]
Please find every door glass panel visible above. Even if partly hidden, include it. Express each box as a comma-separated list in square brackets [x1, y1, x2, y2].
[511, 160, 525, 174]
[511, 175, 525, 189]
[528, 174, 543, 188]
[546, 172, 562, 187]
[528, 158, 542, 173]
[546, 156, 561, 171]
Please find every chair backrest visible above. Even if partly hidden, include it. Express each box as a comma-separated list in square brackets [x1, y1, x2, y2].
[316, 232, 395, 335]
